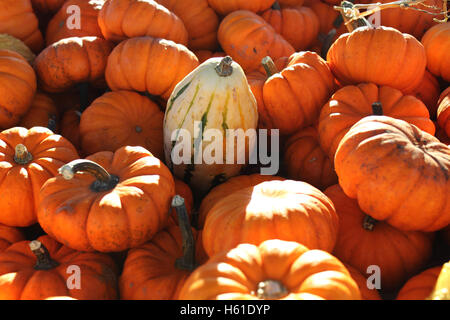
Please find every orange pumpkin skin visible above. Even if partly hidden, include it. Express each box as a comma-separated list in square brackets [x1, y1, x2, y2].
[412, 70, 441, 119]
[344, 263, 381, 300]
[155, 0, 219, 51]
[260, 51, 335, 135]
[60, 108, 82, 151]
[79, 91, 164, 159]
[198, 174, 286, 229]
[19, 92, 59, 132]
[202, 180, 339, 258]
[119, 225, 207, 300]
[0, 50, 37, 129]
[34, 37, 114, 93]
[208, 0, 275, 15]
[327, 26, 426, 94]
[45, 0, 105, 46]
[396, 266, 442, 300]
[335, 116, 450, 232]
[421, 22, 450, 82]
[218, 10, 295, 73]
[31, 0, 65, 14]
[261, 5, 319, 51]
[194, 50, 226, 63]
[179, 239, 361, 300]
[0, 224, 25, 252]
[167, 179, 194, 226]
[105, 37, 199, 101]
[0, 235, 118, 300]
[98, 0, 188, 45]
[437, 87, 450, 138]
[318, 83, 435, 159]
[324, 184, 434, 291]
[37, 146, 175, 252]
[0, 127, 79, 227]
[0, 0, 44, 53]
[284, 126, 337, 190]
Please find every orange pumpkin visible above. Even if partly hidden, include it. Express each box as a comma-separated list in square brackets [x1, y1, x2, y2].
[98, 0, 188, 45]
[208, 0, 276, 15]
[194, 50, 226, 63]
[396, 266, 442, 300]
[0, 50, 37, 129]
[421, 22, 450, 82]
[37, 146, 175, 252]
[344, 263, 381, 300]
[0, 224, 25, 252]
[202, 180, 339, 257]
[0, 127, 79, 227]
[79, 91, 164, 159]
[105, 36, 199, 101]
[335, 116, 450, 232]
[60, 108, 82, 151]
[34, 37, 114, 93]
[218, 10, 295, 73]
[437, 87, 450, 138]
[412, 70, 441, 119]
[19, 92, 59, 132]
[31, 0, 65, 14]
[0, 235, 118, 300]
[318, 83, 435, 159]
[324, 184, 434, 291]
[283, 126, 337, 190]
[179, 239, 361, 300]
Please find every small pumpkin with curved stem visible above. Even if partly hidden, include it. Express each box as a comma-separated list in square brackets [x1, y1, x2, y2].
[0, 224, 25, 252]
[0, 235, 118, 300]
[335, 116, 450, 232]
[324, 184, 434, 291]
[437, 87, 450, 138]
[79, 91, 164, 159]
[19, 92, 59, 132]
[0, 127, 79, 227]
[318, 83, 435, 159]
[37, 146, 175, 252]
[179, 239, 361, 300]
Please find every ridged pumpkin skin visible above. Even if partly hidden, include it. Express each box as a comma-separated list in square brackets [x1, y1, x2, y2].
[0, 127, 79, 227]
[119, 225, 207, 300]
[60, 108, 81, 151]
[335, 116, 450, 232]
[19, 92, 59, 131]
[0, 235, 118, 300]
[179, 239, 361, 300]
[421, 22, 450, 82]
[31, 0, 65, 14]
[324, 184, 433, 291]
[98, 0, 188, 45]
[437, 87, 450, 138]
[155, 0, 219, 51]
[318, 83, 435, 159]
[208, 0, 275, 15]
[37, 146, 175, 252]
[106, 36, 199, 100]
[0, 34, 36, 64]
[0, 0, 43, 52]
[283, 126, 337, 190]
[163, 57, 258, 197]
[327, 26, 426, 94]
[412, 70, 441, 119]
[396, 266, 442, 300]
[0, 50, 37, 129]
[202, 180, 339, 258]
[34, 37, 114, 93]
[198, 174, 285, 228]
[79, 91, 164, 159]
[261, 5, 319, 51]
[45, 0, 105, 46]
[218, 10, 295, 73]
[0, 224, 25, 252]
[344, 263, 381, 300]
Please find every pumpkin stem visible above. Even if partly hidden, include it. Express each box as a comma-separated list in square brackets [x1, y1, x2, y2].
[272, 1, 281, 10]
[255, 280, 288, 299]
[29, 240, 60, 270]
[58, 159, 119, 192]
[363, 215, 378, 231]
[427, 261, 450, 300]
[335, 1, 372, 32]
[372, 102, 383, 115]
[261, 56, 279, 77]
[14, 144, 33, 165]
[173, 195, 197, 271]
[215, 56, 233, 77]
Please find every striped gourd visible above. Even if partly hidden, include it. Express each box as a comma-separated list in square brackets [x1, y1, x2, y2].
[163, 56, 258, 197]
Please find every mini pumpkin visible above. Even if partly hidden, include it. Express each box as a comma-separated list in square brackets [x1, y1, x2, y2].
[19, 92, 59, 132]
[0, 224, 25, 252]
[421, 22, 450, 82]
[60, 108, 82, 151]
[437, 87, 450, 138]
[207, 0, 276, 15]
[344, 263, 381, 300]
[412, 70, 441, 119]
[396, 266, 443, 300]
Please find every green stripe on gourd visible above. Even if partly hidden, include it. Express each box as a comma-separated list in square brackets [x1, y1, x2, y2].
[221, 92, 230, 133]
[166, 80, 192, 117]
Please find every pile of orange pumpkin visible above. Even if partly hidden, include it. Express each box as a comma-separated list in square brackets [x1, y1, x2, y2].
[0, 0, 449, 301]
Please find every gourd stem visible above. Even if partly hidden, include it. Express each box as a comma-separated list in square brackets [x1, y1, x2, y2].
[335, 1, 372, 32]
[173, 195, 197, 271]
[29, 240, 60, 270]
[372, 102, 383, 115]
[215, 56, 233, 77]
[255, 279, 288, 299]
[272, 1, 281, 10]
[427, 262, 450, 300]
[14, 144, 33, 164]
[261, 56, 279, 77]
[58, 159, 119, 192]
[363, 215, 378, 231]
